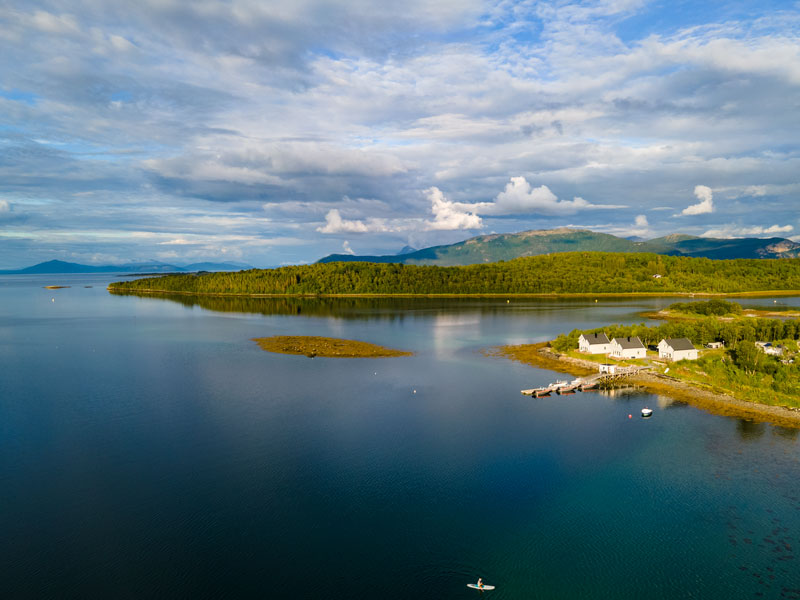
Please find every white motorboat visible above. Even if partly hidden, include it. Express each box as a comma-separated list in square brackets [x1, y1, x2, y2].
[641, 408, 653, 417]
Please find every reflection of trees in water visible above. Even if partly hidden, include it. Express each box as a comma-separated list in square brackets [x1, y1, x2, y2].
[736, 419, 800, 441]
[736, 419, 767, 440]
[109, 292, 547, 321]
[657, 395, 689, 410]
[772, 426, 799, 440]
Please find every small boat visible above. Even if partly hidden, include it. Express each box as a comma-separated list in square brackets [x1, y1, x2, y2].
[641, 407, 653, 417]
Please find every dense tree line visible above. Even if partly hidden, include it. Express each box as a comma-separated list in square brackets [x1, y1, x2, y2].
[667, 299, 743, 316]
[109, 252, 800, 296]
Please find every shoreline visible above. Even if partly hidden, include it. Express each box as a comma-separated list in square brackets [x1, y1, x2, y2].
[640, 308, 800, 321]
[108, 287, 800, 299]
[493, 342, 800, 428]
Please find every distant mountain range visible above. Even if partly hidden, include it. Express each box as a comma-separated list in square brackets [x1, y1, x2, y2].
[0, 259, 252, 275]
[318, 228, 800, 266]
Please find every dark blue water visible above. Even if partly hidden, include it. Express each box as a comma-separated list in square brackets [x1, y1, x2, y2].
[1, 275, 799, 599]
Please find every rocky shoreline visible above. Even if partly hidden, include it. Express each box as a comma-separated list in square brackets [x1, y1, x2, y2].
[495, 342, 800, 428]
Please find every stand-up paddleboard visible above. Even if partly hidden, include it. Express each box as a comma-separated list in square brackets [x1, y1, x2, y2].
[468, 583, 496, 591]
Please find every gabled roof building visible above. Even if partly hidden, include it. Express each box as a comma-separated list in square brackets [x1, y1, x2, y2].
[658, 338, 698, 361]
[610, 336, 646, 359]
[579, 332, 611, 354]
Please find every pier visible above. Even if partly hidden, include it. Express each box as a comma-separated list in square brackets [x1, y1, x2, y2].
[521, 366, 648, 396]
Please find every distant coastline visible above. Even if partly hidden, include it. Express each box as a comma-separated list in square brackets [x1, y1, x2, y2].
[109, 288, 800, 299]
[106, 253, 800, 297]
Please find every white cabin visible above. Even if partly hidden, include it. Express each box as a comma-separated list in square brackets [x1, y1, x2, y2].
[579, 332, 611, 354]
[658, 338, 698, 361]
[609, 336, 646, 359]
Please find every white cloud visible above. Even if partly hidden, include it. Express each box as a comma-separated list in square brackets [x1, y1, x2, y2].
[702, 224, 794, 238]
[3, 0, 800, 268]
[425, 187, 483, 231]
[342, 240, 355, 255]
[29, 10, 80, 35]
[450, 177, 625, 217]
[483, 177, 599, 216]
[681, 185, 714, 215]
[575, 213, 651, 238]
[158, 238, 193, 245]
[316, 209, 369, 233]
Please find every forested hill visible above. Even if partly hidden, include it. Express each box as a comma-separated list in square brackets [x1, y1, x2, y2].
[317, 228, 800, 266]
[109, 252, 800, 296]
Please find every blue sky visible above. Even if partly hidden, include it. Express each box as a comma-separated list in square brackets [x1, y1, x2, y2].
[1, 0, 799, 268]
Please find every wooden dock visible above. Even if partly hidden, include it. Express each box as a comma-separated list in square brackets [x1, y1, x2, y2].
[521, 366, 647, 396]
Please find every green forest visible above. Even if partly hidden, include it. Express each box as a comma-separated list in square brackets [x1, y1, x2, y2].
[109, 252, 800, 296]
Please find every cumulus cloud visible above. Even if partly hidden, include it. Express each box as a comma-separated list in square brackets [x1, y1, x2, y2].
[702, 224, 794, 238]
[342, 240, 355, 255]
[441, 177, 626, 218]
[425, 187, 483, 231]
[2, 0, 800, 267]
[681, 185, 714, 215]
[482, 177, 624, 216]
[316, 209, 369, 233]
[0, 200, 10, 212]
[631, 214, 652, 237]
[575, 213, 651, 238]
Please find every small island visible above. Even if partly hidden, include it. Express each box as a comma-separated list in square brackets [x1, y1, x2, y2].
[252, 335, 413, 358]
[494, 299, 800, 426]
[641, 298, 800, 321]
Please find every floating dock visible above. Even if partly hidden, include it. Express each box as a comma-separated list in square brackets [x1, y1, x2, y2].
[521, 366, 647, 396]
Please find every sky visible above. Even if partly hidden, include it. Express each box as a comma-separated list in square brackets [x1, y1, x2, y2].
[1, 0, 799, 268]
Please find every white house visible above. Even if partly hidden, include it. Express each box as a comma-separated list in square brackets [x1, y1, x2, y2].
[658, 338, 698, 361]
[705, 341, 724, 349]
[756, 342, 783, 356]
[609, 336, 646, 359]
[579, 332, 611, 354]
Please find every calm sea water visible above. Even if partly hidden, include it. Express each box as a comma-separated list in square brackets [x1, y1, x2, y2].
[1, 274, 799, 599]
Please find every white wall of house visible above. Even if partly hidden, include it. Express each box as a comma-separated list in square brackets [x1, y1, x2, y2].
[673, 349, 698, 360]
[578, 334, 610, 354]
[658, 339, 698, 361]
[610, 339, 646, 359]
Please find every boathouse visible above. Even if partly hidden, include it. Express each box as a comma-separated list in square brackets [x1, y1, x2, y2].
[658, 338, 698, 361]
[610, 336, 646, 359]
[578, 332, 611, 354]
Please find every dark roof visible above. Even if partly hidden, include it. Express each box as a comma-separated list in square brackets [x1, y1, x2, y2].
[612, 336, 645, 349]
[663, 338, 696, 351]
[581, 332, 610, 344]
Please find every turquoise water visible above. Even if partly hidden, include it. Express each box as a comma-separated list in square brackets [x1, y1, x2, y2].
[1, 275, 799, 598]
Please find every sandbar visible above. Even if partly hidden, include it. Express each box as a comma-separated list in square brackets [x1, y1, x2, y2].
[252, 335, 413, 358]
